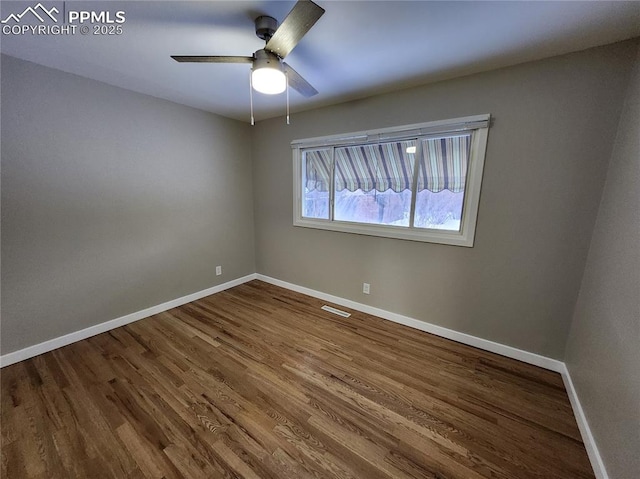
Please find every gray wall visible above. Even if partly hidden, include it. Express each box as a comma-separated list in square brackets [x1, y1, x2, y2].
[565, 45, 640, 479]
[1, 55, 255, 354]
[252, 40, 638, 360]
[1, 41, 638, 477]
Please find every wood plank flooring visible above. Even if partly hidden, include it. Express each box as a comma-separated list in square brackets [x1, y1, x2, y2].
[1, 280, 595, 478]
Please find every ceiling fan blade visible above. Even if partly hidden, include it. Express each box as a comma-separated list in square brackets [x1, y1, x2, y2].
[284, 62, 318, 97]
[171, 56, 253, 63]
[265, 0, 325, 59]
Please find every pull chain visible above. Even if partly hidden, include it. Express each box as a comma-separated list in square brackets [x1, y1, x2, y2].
[249, 71, 255, 126]
[286, 71, 290, 125]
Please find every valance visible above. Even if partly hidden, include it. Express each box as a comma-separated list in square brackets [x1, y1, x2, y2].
[304, 134, 470, 193]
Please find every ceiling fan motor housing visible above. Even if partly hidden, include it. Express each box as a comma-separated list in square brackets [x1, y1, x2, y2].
[253, 49, 283, 71]
[255, 16, 278, 41]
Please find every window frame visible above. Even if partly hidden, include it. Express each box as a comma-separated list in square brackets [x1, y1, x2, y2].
[292, 114, 490, 247]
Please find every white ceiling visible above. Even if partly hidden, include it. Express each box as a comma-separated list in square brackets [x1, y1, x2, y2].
[2, 1, 639, 122]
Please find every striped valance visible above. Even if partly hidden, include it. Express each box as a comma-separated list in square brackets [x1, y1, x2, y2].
[418, 135, 470, 193]
[335, 141, 415, 193]
[303, 134, 471, 193]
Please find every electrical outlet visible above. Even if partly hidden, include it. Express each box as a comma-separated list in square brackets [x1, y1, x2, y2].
[216, 266, 222, 276]
[363, 283, 370, 294]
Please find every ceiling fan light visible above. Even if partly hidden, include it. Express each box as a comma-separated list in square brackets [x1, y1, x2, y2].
[252, 67, 286, 94]
[251, 50, 286, 95]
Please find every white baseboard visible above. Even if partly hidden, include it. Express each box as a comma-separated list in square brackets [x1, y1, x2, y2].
[0, 273, 257, 368]
[256, 274, 564, 372]
[560, 365, 609, 479]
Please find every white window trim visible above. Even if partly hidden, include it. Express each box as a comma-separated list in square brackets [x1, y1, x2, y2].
[292, 114, 490, 247]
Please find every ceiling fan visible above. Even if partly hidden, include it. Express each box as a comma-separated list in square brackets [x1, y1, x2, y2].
[171, 0, 325, 99]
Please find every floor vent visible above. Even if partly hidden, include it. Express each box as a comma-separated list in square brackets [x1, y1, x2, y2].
[321, 305, 351, 317]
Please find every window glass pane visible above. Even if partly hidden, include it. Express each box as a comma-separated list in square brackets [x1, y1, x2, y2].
[335, 189, 413, 226]
[414, 190, 464, 230]
[302, 148, 331, 219]
[334, 140, 415, 226]
[414, 134, 470, 231]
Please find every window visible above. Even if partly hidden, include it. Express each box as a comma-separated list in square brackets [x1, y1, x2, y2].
[293, 114, 490, 247]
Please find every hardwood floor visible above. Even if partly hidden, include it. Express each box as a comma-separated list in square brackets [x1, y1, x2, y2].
[1, 280, 594, 478]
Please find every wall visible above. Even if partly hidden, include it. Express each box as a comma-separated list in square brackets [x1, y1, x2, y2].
[252, 40, 637, 360]
[565, 45, 640, 479]
[1, 55, 255, 354]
